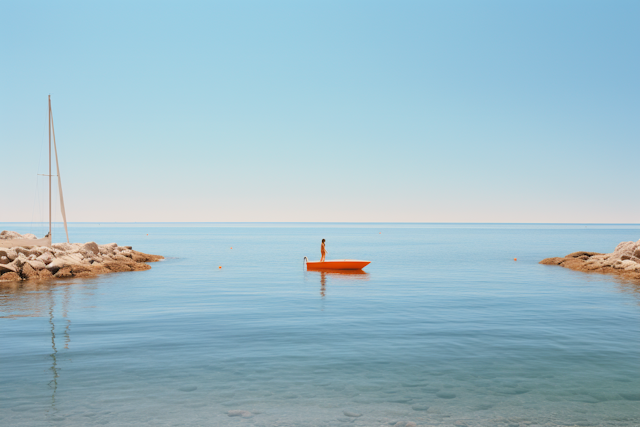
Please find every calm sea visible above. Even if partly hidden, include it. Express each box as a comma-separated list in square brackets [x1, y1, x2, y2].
[1, 223, 639, 427]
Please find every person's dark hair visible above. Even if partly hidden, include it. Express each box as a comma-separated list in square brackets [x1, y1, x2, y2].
[322, 239, 325, 243]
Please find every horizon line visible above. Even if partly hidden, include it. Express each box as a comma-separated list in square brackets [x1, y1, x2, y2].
[2, 221, 639, 226]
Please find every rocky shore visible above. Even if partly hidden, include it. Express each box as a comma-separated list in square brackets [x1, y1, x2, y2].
[0, 231, 163, 283]
[540, 239, 640, 282]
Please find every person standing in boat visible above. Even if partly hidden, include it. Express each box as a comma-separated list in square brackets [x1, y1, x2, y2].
[321, 239, 327, 262]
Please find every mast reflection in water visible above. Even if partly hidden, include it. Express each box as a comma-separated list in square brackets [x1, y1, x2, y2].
[0, 279, 77, 418]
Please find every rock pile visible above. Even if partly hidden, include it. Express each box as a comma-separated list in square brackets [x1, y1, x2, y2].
[540, 239, 640, 282]
[0, 231, 163, 283]
[0, 230, 38, 240]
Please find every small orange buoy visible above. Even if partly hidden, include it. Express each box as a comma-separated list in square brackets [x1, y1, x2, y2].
[514, 258, 517, 261]
[230, 247, 232, 249]
[219, 266, 222, 269]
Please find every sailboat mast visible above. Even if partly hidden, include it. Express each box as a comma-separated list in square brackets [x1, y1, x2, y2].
[50, 107, 69, 243]
[48, 95, 52, 240]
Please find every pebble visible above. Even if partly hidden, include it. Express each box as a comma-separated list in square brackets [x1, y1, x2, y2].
[402, 382, 426, 388]
[227, 410, 253, 418]
[356, 385, 382, 392]
[436, 392, 457, 399]
[620, 393, 640, 401]
[353, 396, 385, 404]
[388, 397, 413, 403]
[474, 403, 493, 410]
[567, 396, 599, 404]
[499, 388, 530, 395]
[411, 404, 429, 411]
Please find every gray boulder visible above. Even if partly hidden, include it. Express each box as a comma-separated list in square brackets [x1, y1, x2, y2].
[27, 260, 47, 270]
[0, 248, 18, 261]
[13, 254, 28, 268]
[82, 242, 100, 255]
[21, 263, 39, 280]
[0, 263, 17, 274]
[0, 231, 22, 240]
[37, 252, 53, 265]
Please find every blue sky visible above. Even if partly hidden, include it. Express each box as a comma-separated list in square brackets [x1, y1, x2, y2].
[1, 1, 638, 223]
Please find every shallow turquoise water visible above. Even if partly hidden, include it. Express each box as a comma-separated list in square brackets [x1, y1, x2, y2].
[1, 223, 639, 426]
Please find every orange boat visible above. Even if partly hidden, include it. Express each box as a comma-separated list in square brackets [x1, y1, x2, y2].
[304, 257, 370, 270]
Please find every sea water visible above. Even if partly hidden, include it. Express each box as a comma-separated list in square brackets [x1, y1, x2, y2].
[1, 223, 639, 427]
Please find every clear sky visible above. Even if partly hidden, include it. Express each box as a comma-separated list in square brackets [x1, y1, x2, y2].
[1, 1, 638, 223]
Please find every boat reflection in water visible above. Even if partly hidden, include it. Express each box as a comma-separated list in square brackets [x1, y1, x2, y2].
[304, 269, 370, 297]
[0, 280, 75, 417]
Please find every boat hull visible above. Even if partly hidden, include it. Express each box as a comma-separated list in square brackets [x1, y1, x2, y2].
[306, 259, 370, 270]
[0, 237, 51, 248]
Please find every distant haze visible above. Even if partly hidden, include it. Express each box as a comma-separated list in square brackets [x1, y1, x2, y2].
[1, 1, 638, 223]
